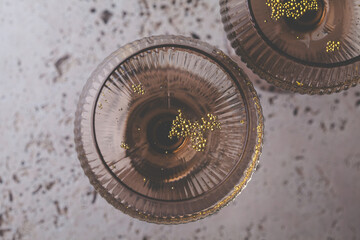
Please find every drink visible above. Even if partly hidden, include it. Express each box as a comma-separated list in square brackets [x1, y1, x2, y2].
[75, 36, 263, 223]
[251, 0, 358, 65]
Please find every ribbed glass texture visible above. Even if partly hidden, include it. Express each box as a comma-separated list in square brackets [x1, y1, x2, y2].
[74, 36, 263, 224]
[220, 0, 360, 94]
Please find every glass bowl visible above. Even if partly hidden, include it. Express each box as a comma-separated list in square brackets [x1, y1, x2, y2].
[74, 35, 263, 224]
[220, 0, 360, 94]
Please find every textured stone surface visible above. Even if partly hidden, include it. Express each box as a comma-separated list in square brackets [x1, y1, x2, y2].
[0, 0, 359, 239]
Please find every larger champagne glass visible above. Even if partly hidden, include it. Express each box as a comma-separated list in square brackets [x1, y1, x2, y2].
[74, 35, 263, 224]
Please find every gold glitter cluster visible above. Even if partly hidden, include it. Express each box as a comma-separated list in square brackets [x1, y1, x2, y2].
[168, 110, 221, 152]
[326, 41, 341, 52]
[132, 84, 145, 95]
[120, 142, 129, 150]
[266, 0, 318, 20]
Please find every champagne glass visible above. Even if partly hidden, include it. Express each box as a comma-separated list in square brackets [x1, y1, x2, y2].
[220, 0, 360, 94]
[74, 35, 263, 224]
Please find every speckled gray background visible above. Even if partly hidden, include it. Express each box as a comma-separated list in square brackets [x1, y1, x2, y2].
[0, 0, 359, 239]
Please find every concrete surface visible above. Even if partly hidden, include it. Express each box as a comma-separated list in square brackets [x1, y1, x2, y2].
[0, 0, 359, 239]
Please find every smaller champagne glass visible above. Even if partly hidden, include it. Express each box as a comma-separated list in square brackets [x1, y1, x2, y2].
[220, 0, 360, 94]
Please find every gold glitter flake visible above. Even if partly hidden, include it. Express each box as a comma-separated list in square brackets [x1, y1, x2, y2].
[120, 142, 129, 150]
[132, 84, 145, 95]
[296, 81, 304, 86]
[168, 110, 221, 152]
[266, 0, 319, 20]
[326, 41, 341, 52]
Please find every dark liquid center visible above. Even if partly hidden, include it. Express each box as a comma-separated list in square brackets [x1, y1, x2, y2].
[147, 113, 185, 154]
